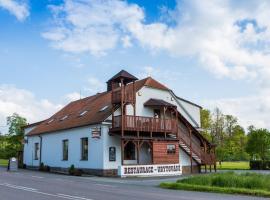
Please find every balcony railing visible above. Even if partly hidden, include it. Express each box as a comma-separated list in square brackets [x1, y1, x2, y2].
[112, 89, 134, 104]
[112, 115, 178, 134]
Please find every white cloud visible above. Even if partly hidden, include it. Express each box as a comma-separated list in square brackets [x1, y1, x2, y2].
[203, 90, 270, 129]
[64, 92, 82, 102]
[83, 77, 105, 95]
[42, 0, 270, 129]
[0, 0, 29, 21]
[0, 85, 62, 134]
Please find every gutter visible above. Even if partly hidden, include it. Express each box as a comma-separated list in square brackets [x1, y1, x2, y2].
[39, 135, 42, 166]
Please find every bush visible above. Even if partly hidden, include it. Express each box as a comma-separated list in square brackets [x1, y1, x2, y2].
[250, 160, 270, 170]
[39, 163, 50, 172]
[68, 164, 82, 176]
[39, 162, 45, 171]
[68, 164, 75, 175]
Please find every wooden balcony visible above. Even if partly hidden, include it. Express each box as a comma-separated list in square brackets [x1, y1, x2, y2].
[112, 89, 135, 104]
[111, 115, 178, 136]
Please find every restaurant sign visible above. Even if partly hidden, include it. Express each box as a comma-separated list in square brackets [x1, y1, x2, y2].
[118, 164, 181, 177]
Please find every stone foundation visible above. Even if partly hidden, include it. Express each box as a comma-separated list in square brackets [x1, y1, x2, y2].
[26, 165, 118, 177]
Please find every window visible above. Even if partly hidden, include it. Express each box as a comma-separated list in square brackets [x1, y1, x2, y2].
[79, 110, 88, 117]
[99, 105, 109, 112]
[62, 140, 69, 161]
[34, 143, 39, 160]
[167, 144, 176, 154]
[47, 118, 54, 124]
[81, 138, 88, 160]
[60, 115, 68, 121]
[124, 142, 136, 160]
[154, 109, 161, 118]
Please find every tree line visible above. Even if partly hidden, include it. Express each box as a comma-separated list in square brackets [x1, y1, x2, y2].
[201, 108, 270, 163]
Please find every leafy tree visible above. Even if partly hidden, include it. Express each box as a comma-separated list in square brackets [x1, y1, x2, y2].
[210, 108, 225, 145]
[246, 127, 270, 161]
[200, 109, 212, 140]
[1, 113, 27, 158]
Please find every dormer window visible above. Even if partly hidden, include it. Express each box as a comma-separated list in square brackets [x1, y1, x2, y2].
[60, 115, 68, 121]
[99, 105, 109, 112]
[79, 110, 88, 117]
[47, 118, 54, 124]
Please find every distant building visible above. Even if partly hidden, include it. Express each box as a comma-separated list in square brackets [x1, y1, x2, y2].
[23, 70, 216, 177]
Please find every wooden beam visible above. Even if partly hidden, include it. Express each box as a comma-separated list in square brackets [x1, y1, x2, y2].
[189, 129, 193, 174]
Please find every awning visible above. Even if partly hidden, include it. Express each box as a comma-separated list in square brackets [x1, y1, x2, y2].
[144, 98, 177, 108]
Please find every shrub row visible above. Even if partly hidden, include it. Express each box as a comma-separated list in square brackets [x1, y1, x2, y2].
[250, 160, 270, 170]
[160, 182, 270, 198]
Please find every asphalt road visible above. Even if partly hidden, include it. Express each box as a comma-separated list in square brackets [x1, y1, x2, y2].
[0, 167, 267, 200]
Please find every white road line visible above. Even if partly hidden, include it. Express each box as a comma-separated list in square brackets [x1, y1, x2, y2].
[31, 175, 44, 179]
[57, 194, 93, 200]
[0, 182, 93, 200]
[94, 183, 116, 188]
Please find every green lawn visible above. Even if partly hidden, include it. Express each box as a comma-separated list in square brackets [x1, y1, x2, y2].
[216, 161, 250, 170]
[0, 159, 8, 167]
[160, 172, 270, 197]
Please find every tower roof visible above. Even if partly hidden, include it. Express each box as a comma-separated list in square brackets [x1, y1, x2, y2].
[107, 70, 138, 83]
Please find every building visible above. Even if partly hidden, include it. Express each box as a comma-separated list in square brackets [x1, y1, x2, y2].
[23, 70, 216, 177]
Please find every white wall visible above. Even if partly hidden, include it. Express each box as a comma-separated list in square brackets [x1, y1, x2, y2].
[23, 135, 40, 167]
[102, 125, 121, 169]
[179, 148, 197, 166]
[177, 98, 201, 128]
[24, 125, 104, 169]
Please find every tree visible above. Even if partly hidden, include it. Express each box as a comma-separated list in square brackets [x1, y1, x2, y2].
[7, 113, 27, 137]
[4, 113, 27, 158]
[210, 108, 225, 145]
[246, 127, 270, 161]
[200, 109, 212, 140]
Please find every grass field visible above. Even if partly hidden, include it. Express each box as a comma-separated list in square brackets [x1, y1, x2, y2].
[160, 172, 270, 197]
[216, 161, 250, 170]
[0, 159, 8, 167]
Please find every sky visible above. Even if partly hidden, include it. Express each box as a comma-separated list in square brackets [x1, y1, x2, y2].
[1, 0, 270, 133]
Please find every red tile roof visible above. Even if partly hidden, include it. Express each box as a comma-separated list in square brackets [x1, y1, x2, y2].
[27, 77, 169, 136]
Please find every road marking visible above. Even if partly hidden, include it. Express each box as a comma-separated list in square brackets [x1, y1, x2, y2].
[94, 183, 116, 188]
[57, 194, 93, 200]
[0, 182, 93, 200]
[0, 183, 37, 191]
[31, 175, 44, 179]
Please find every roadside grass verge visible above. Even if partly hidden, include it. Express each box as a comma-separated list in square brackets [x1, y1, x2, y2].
[0, 159, 8, 167]
[216, 161, 250, 170]
[160, 172, 270, 197]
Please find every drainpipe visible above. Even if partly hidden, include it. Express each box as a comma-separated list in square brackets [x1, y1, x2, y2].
[39, 135, 42, 166]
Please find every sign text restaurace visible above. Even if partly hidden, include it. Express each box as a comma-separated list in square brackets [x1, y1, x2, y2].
[123, 165, 180, 175]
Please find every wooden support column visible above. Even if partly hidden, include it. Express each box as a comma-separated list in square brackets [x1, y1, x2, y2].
[163, 107, 166, 138]
[136, 141, 140, 165]
[121, 139, 124, 165]
[204, 142, 207, 173]
[189, 129, 193, 173]
[120, 78, 124, 137]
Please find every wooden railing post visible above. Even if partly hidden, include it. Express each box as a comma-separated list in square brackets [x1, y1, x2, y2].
[189, 129, 193, 173]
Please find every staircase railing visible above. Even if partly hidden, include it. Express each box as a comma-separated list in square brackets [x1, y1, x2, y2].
[178, 126, 215, 165]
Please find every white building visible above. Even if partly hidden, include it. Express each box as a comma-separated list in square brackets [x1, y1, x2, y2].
[23, 70, 216, 177]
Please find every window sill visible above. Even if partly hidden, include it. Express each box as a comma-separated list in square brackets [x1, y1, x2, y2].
[80, 159, 88, 161]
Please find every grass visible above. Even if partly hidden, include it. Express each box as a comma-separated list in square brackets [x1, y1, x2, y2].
[0, 159, 8, 167]
[160, 172, 270, 197]
[216, 161, 250, 170]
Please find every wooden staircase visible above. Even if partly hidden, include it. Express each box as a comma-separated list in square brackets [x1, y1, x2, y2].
[178, 126, 215, 165]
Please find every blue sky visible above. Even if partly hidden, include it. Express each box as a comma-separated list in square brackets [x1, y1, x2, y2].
[1, 0, 270, 133]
